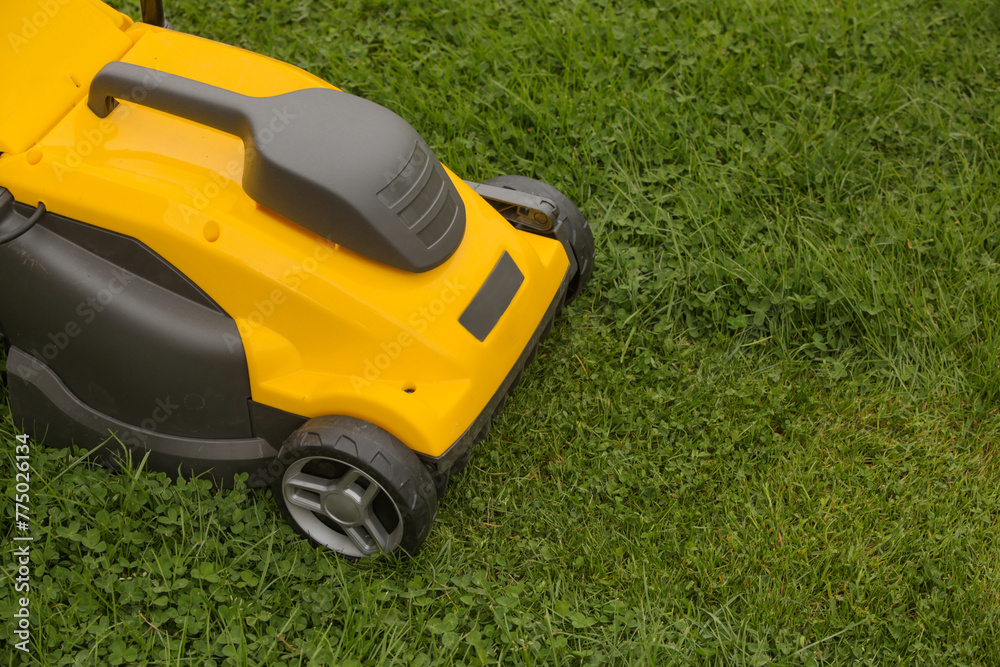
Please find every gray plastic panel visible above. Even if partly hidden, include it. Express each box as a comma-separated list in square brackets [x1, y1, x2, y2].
[7, 347, 276, 488]
[459, 251, 524, 342]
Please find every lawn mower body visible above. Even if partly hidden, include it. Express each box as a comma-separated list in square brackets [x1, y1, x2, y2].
[0, 0, 592, 557]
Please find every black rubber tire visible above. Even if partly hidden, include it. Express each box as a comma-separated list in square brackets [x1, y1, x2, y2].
[483, 174, 595, 306]
[428, 444, 474, 498]
[271, 415, 438, 559]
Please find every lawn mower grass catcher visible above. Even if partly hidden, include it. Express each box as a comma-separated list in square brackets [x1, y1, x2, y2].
[0, 0, 594, 558]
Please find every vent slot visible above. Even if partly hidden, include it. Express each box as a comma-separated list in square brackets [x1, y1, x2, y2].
[399, 169, 444, 228]
[378, 142, 431, 209]
[417, 194, 459, 248]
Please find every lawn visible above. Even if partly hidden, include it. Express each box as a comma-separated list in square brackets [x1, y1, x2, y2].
[3, 0, 1000, 663]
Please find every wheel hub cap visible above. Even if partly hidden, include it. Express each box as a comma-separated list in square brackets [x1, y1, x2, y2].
[323, 491, 362, 525]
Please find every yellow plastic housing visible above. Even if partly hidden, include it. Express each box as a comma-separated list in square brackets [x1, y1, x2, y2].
[0, 1, 569, 458]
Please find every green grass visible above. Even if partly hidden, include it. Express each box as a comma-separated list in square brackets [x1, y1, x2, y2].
[4, 0, 1000, 663]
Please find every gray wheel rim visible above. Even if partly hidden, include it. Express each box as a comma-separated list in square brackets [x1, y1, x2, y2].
[282, 456, 403, 558]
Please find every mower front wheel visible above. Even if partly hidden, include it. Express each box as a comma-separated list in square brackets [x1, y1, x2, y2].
[272, 416, 438, 559]
[483, 174, 595, 305]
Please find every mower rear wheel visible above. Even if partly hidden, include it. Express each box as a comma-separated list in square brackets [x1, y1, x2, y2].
[272, 416, 438, 559]
[483, 174, 595, 305]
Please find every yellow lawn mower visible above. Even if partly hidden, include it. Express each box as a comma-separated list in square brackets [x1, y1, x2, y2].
[0, 0, 594, 558]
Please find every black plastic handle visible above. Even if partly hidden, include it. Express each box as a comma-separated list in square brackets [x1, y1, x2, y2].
[84, 62, 466, 272]
[140, 0, 165, 27]
[88, 62, 250, 138]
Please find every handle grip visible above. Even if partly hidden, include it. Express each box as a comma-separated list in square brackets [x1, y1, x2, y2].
[88, 62, 250, 138]
[83, 62, 466, 272]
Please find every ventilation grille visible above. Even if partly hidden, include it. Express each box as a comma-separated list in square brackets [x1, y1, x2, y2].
[378, 142, 462, 249]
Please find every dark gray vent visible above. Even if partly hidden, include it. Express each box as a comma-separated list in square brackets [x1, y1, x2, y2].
[379, 142, 463, 249]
